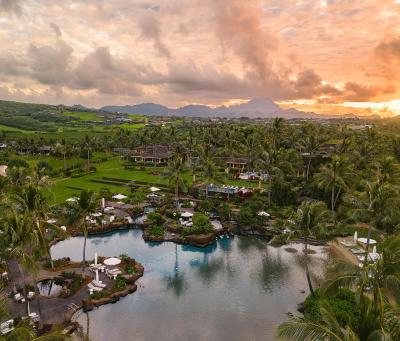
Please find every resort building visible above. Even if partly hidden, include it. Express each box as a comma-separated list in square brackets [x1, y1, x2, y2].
[39, 145, 52, 155]
[129, 144, 174, 165]
[221, 157, 250, 170]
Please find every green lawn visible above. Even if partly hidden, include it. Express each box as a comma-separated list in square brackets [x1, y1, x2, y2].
[47, 157, 268, 203]
[0, 124, 32, 132]
[62, 111, 104, 121]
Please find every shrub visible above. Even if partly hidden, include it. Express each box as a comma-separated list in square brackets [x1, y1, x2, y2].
[125, 264, 135, 275]
[113, 275, 127, 291]
[147, 212, 166, 225]
[303, 289, 359, 329]
[8, 158, 29, 168]
[148, 225, 165, 237]
[91, 291, 106, 300]
[182, 213, 213, 236]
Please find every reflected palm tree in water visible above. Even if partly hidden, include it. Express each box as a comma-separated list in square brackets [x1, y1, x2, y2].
[237, 236, 265, 253]
[195, 252, 224, 285]
[257, 249, 290, 294]
[164, 244, 187, 297]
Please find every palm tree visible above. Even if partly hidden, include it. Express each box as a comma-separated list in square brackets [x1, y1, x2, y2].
[277, 301, 359, 341]
[65, 190, 98, 276]
[3, 212, 41, 316]
[165, 156, 187, 205]
[291, 201, 330, 295]
[314, 155, 353, 220]
[200, 158, 224, 198]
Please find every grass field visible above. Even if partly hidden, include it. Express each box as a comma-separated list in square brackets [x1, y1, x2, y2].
[62, 111, 104, 121]
[0, 124, 32, 132]
[48, 161, 266, 203]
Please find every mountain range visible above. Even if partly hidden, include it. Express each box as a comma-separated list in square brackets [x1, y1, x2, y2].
[101, 98, 322, 119]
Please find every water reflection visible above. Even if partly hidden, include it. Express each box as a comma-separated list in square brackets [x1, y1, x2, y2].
[163, 244, 187, 297]
[51, 229, 328, 341]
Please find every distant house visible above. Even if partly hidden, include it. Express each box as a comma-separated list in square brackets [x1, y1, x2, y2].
[130, 144, 174, 165]
[39, 145, 52, 155]
[221, 157, 250, 170]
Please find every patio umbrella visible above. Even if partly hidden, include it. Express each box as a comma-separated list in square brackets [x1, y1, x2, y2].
[373, 245, 377, 254]
[257, 211, 270, 217]
[354, 231, 358, 242]
[103, 257, 121, 266]
[150, 186, 161, 192]
[95, 269, 99, 283]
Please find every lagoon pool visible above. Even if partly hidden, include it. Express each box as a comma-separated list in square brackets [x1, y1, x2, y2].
[51, 229, 328, 341]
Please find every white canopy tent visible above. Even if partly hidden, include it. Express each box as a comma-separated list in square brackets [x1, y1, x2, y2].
[181, 211, 193, 218]
[112, 194, 127, 200]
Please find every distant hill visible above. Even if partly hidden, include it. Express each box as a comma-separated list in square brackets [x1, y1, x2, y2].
[101, 103, 169, 116]
[101, 98, 320, 119]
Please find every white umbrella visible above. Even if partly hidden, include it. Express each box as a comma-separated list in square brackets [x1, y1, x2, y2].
[150, 186, 161, 192]
[103, 257, 121, 266]
[66, 197, 77, 202]
[95, 252, 98, 266]
[257, 211, 270, 217]
[372, 245, 377, 254]
[181, 211, 193, 218]
[357, 237, 377, 245]
[60, 226, 67, 231]
[95, 269, 99, 283]
[112, 194, 127, 200]
[354, 231, 358, 242]
[101, 198, 105, 209]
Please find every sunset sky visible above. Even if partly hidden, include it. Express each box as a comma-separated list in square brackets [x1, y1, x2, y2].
[1, 0, 400, 116]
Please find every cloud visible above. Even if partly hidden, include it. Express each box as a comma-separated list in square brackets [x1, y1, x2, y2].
[210, 0, 277, 80]
[137, 11, 171, 58]
[376, 37, 400, 59]
[50, 22, 62, 38]
[0, 0, 22, 15]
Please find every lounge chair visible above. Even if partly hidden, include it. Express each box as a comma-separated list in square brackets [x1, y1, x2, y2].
[29, 312, 40, 323]
[13, 293, 24, 302]
[92, 280, 106, 288]
[87, 283, 103, 293]
[0, 320, 14, 335]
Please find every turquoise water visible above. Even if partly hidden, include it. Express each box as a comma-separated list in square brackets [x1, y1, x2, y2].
[51, 229, 328, 341]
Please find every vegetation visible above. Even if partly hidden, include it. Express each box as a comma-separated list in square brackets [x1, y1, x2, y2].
[3, 99, 400, 337]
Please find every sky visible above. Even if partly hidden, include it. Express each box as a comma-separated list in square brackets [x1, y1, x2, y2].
[1, 0, 400, 116]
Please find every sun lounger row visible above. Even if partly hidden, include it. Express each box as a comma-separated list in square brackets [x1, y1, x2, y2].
[14, 291, 35, 303]
[88, 281, 106, 294]
[106, 268, 122, 279]
[89, 264, 105, 272]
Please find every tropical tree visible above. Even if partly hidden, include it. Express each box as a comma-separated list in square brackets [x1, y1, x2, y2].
[65, 190, 98, 276]
[290, 201, 330, 295]
[165, 155, 187, 205]
[314, 155, 353, 220]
